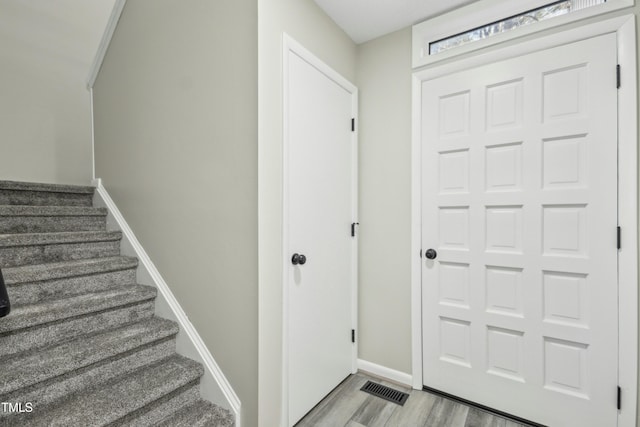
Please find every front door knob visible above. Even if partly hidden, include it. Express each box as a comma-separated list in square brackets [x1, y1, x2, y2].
[291, 253, 307, 265]
[425, 249, 437, 260]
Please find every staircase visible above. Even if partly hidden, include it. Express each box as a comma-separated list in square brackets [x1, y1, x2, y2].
[0, 180, 234, 426]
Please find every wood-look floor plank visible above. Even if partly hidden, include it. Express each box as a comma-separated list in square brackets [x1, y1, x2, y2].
[423, 396, 470, 427]
[350, 394, 397, 427]
[464, 407, 507, 427]
[383, 391, 438, 427]
[295, 374, 369, 427]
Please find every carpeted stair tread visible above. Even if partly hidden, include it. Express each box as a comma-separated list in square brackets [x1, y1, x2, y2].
[0, 232, 123, 268]
[0, 301, 155, 359]
[26, 355, 203, 427]
[157, 399, 235, 427]
[0, 182, 94, 207]
[124, 384, 201, 427]
[3, 256, 138, 285]
[0, 205, 107, 216]
[0, 337, 177, 421]
[5, 265, 137, 307]
[0, 285, 156, 333]
[0, 231, 122, 247]
[0, 317, 179, 396]
[0, 180, 95, 194]
[0, 206, 108, 233]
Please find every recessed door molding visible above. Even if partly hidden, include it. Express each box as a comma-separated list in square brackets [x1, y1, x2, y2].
[411, 14, 637, 426]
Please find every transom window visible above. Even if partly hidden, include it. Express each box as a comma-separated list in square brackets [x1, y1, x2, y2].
[429, 0, 607, 55]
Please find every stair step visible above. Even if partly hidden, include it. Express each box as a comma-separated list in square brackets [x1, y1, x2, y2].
[4, 256, 137, 286]
[0, 299, 155, 359]
[0, 206, 107, 234]
[4, 256, 138, 305]
[2, 328, 176, 414]
[0, 180, 95, 194]
[157, 400, 235, 427]
[118, 383, 201, 427]
[25, 355, 203, 427]
[0, 231, 122, 267]
[0, 180, 94, 207]
[0, 284, 156, 334]
[0, 317, 179, 397]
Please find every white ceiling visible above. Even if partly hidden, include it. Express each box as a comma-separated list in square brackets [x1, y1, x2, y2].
[313, 0, 481, 44]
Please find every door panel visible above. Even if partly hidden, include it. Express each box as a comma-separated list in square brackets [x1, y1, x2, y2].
[287, 50, 355, 425]
[421, 34, 618, 427]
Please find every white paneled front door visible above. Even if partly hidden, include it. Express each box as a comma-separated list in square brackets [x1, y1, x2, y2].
[421, 34, 618, 426]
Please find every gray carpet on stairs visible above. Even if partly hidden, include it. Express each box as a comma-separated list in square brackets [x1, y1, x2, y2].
[0, 180, 234, 427]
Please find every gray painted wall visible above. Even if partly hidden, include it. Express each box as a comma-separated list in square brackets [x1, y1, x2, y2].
[92, 0, 258, 425]
[356, 28, 413, 375]
[257, 0, 356, 425]
[0, 0, 114, 185]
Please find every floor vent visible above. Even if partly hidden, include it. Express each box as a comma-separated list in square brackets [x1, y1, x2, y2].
[360, 381, 409, 406]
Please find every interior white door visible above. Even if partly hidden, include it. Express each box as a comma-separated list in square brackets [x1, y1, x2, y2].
[286, 48, 356, 425]
[421, 34, 618, 427]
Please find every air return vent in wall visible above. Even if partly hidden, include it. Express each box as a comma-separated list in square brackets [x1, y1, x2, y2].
[360, 381, 410, 406]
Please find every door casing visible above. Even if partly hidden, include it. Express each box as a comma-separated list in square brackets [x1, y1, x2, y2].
[411, 15, 638, 426]
[281, 33, 359, 427]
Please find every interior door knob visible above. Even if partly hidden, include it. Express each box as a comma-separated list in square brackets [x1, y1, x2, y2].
[291, 253, 307, 265]
[425, 249, 437, 260]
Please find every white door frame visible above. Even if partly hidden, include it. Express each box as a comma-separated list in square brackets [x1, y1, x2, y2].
[281, 33, 359, 426]
[411, 15, 638, 426]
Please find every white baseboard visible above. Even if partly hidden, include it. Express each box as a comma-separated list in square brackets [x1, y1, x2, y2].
[92, 178, 241, 427]
[357, 359, 413, 388]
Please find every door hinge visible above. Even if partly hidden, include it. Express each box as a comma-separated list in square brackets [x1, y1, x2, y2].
[420, 249, 423, 258]
[351, 329, 356, 343]
[351, 118, 355, 132]
[617, 226, 621, 249]
[351, 222, 359, 237]
[618, 386, 622, 410]
[617, 64, 621, 89]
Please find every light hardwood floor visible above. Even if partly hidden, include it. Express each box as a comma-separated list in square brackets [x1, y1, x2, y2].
[295, 373, 533, 427]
